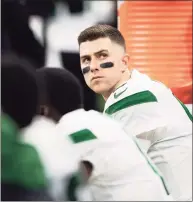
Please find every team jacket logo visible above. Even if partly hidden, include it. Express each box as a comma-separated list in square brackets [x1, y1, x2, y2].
[114, 86, 128, 99]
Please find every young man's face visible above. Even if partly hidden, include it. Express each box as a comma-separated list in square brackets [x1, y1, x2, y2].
[79, 37, 128, 97]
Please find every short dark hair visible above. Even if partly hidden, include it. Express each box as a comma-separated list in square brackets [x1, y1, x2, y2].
[78, 24, 126, 50]
[36, 68, 83, 115]
[1, 53, 39, 128]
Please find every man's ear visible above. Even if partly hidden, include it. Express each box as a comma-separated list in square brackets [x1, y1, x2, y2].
[39, 105, 49, 116]
[121, 54, 130, 72]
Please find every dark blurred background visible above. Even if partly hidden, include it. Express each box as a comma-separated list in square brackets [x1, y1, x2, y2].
[2, 0, 117, 111]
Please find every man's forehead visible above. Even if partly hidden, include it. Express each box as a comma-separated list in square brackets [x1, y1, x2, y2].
[79, 38, 112, 56]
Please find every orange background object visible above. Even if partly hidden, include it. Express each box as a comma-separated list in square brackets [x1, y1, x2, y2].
[118, 1, 192, 104]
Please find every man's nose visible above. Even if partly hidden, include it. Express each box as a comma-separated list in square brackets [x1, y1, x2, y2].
[90, 59, 99, 72]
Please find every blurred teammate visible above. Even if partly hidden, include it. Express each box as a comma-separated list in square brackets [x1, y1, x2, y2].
[36, 67, 171, 201]
[77, 24, 192, 201]
[1, 53, 52, 201]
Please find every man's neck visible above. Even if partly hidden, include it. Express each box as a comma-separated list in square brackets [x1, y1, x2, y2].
[103, 71, 131, 101]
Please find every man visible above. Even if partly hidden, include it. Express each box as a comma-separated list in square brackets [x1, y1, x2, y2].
[77, 24, 192, 201]
[36, 67, 171, 201]
[1, 54, 52, 201]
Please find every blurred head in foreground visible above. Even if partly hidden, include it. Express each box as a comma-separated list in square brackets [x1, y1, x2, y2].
[36, 67, 83, 122]
[2, 53, 39, 128]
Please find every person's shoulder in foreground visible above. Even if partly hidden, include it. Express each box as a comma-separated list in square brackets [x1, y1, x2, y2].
[1, 53, 53, 201]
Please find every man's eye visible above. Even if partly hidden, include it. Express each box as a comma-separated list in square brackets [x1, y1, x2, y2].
[99, 54, 108, 59]
[82, 58, 90, 63]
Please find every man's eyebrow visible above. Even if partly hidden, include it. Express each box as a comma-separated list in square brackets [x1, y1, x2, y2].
[94, 49, 108, 55]
[80, 49, 109, 59]
[80, 55, 90, 60]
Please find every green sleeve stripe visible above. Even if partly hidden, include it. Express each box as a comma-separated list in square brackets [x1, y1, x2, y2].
[176, 97, 193, 122]
[105, 90, 158, 115]
[69, 129, 97, 144]
[66, 173, 80, 201]
[131, 136, 170, 195]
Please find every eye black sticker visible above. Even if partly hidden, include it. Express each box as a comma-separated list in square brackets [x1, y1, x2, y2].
[82, 66, 90, 74]
[100, 62, 114, 68]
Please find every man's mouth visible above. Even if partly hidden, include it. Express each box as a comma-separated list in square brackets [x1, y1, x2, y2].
[92, 76, 104, 81]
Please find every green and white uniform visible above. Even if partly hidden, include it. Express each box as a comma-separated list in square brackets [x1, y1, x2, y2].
[56, 109, 171, 201]
[104, 69, 192, 201]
